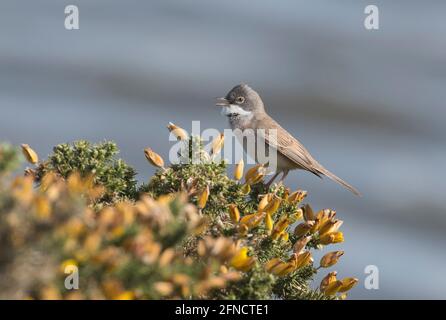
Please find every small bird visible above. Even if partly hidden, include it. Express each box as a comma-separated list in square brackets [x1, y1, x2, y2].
[216, 83, 360, 196]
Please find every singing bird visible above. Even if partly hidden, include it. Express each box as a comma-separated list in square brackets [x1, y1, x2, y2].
[216, 83, 360, 196]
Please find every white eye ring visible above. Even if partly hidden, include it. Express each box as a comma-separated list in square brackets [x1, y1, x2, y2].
[236, 96, 245, 104]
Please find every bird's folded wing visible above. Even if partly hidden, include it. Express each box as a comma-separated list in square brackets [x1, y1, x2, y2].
[259, 124, 321, 175]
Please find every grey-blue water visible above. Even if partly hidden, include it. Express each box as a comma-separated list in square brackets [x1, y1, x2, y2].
[1, 0, 445, 299]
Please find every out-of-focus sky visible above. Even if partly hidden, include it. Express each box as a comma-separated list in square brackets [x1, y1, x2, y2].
[1, 0, 445, 299]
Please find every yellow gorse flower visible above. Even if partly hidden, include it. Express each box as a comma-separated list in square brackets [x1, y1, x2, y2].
[293, 221, 314, 238]
[144, 147, 165, 168]
[287, 190, 307, 204]
[338, 277, 359, 293]
[265, 213, 273, 231]
[197, 185, 210, 209]
[319, 219, 343, 236]
[228, 204, 240, 223]
[240, 212, 264, 229]
[263, 195, 281, 216]
[21, 144, 39, 164]
[271, 216, 291, 240]
[211, 133, 224, 155]
[320, 271, 337, 292]
[320, 251, 344, 268]
[319, 231, 344, 245]
[293, 251, 313, 270]
[233, 158, 244, 181]
[324, 280, 343, 296]
[257, 194, 270, 212]
[293, 236, 311, 254]
[230, 247, 255, 272]
[244, 164, 266, 185]
[167, 122, 188, 140]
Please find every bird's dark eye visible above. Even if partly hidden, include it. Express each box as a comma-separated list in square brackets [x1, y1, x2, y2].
[236, 96, 245, 104]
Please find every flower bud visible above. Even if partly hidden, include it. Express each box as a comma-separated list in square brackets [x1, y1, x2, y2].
[197, 185, 210, 209]
[320, 251, 344, 268]
[319, 232, 344, 245]
[338, 277, 359, 293]
[167, 122, 188, 140]
[293, 221, 314, 237]
[320, 271, 338, 292]
[228, 204, 240, 223]
[293, 236, 311, 254]
[319, 219, 343, 236]
[302, 204, 315, 221]
[211, 133, 225, 155]
[287, 190, 307, 204]
[144, 147, 164, 168]
[294, 251, 313, 269]
[230, 247, 255, 272]
[264, 258, 282, 272]
[21, 144, 39, 164]
[244, 164, 266, 185]
[233, 159, 244, 181]
[265, 213, 273, 231]
[264, 196, 281, 216]
[324, 280, 343, 296]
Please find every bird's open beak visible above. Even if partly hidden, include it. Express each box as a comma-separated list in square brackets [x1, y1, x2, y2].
[215, 97, 229, 107]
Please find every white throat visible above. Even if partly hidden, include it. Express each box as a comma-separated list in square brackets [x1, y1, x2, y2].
[221, 104, 253, 118]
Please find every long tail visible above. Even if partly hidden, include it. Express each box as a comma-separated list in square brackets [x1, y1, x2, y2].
[318, 167, 361, 196]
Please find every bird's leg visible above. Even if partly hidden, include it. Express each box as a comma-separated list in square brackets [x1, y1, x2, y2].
[277, 170, 289, 186]
[265, 172, 280, 190]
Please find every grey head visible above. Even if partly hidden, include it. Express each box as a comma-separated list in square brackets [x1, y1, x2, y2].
[216, 84, 265, 118]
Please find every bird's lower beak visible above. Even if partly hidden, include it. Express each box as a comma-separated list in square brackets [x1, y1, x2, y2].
[215, 97, 229, 107]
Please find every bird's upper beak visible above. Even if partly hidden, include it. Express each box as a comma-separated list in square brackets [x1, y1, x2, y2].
[215, 97, 229, 107]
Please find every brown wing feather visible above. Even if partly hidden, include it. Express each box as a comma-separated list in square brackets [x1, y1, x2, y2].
[257, 115, 321, 174]
[256, 114, 361, 196]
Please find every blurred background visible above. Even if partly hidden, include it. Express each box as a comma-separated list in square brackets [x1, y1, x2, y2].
[1, 0, 445, 299]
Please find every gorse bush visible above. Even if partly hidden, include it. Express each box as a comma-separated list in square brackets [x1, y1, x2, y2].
[0, 128, 358, 300]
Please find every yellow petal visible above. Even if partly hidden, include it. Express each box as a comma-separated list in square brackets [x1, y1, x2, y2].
[294, 251, 313, 269]
[319, 232, 344, 245]
[144, 147, 164, 168]
[228, 204, 240, 223]
[21, 144, 39, 164]
[319, 219, 343, 236]
[264, 196, 282, 216]
[287, 190, 307, 204]
[230, 247, 255, 271]
[197, 185, 210, 209]
[324, 280, 343, 295]
[294, 221, 314, 237]
[338, 277, 359, 293]
[115, 291, 135, 300]
[320, 271, 338, 292]
[244, 164, 266, 185]
[293, 236, 311, 254]
[264, 258, 282, 272]
[302, 204, 315, 221]
[265, 213, 273, 231]
[211, 133, 224, 155]
[258, 194, 270, 212]
[234, 158, 244, 181]
[167, 122, 188, 140]
[320, 251, 344, 268]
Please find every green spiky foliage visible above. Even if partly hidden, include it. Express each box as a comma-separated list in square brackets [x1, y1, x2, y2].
[0, 137, 355, 300]
[0, 143, 21, 175]
[35, 140, 137, 204]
